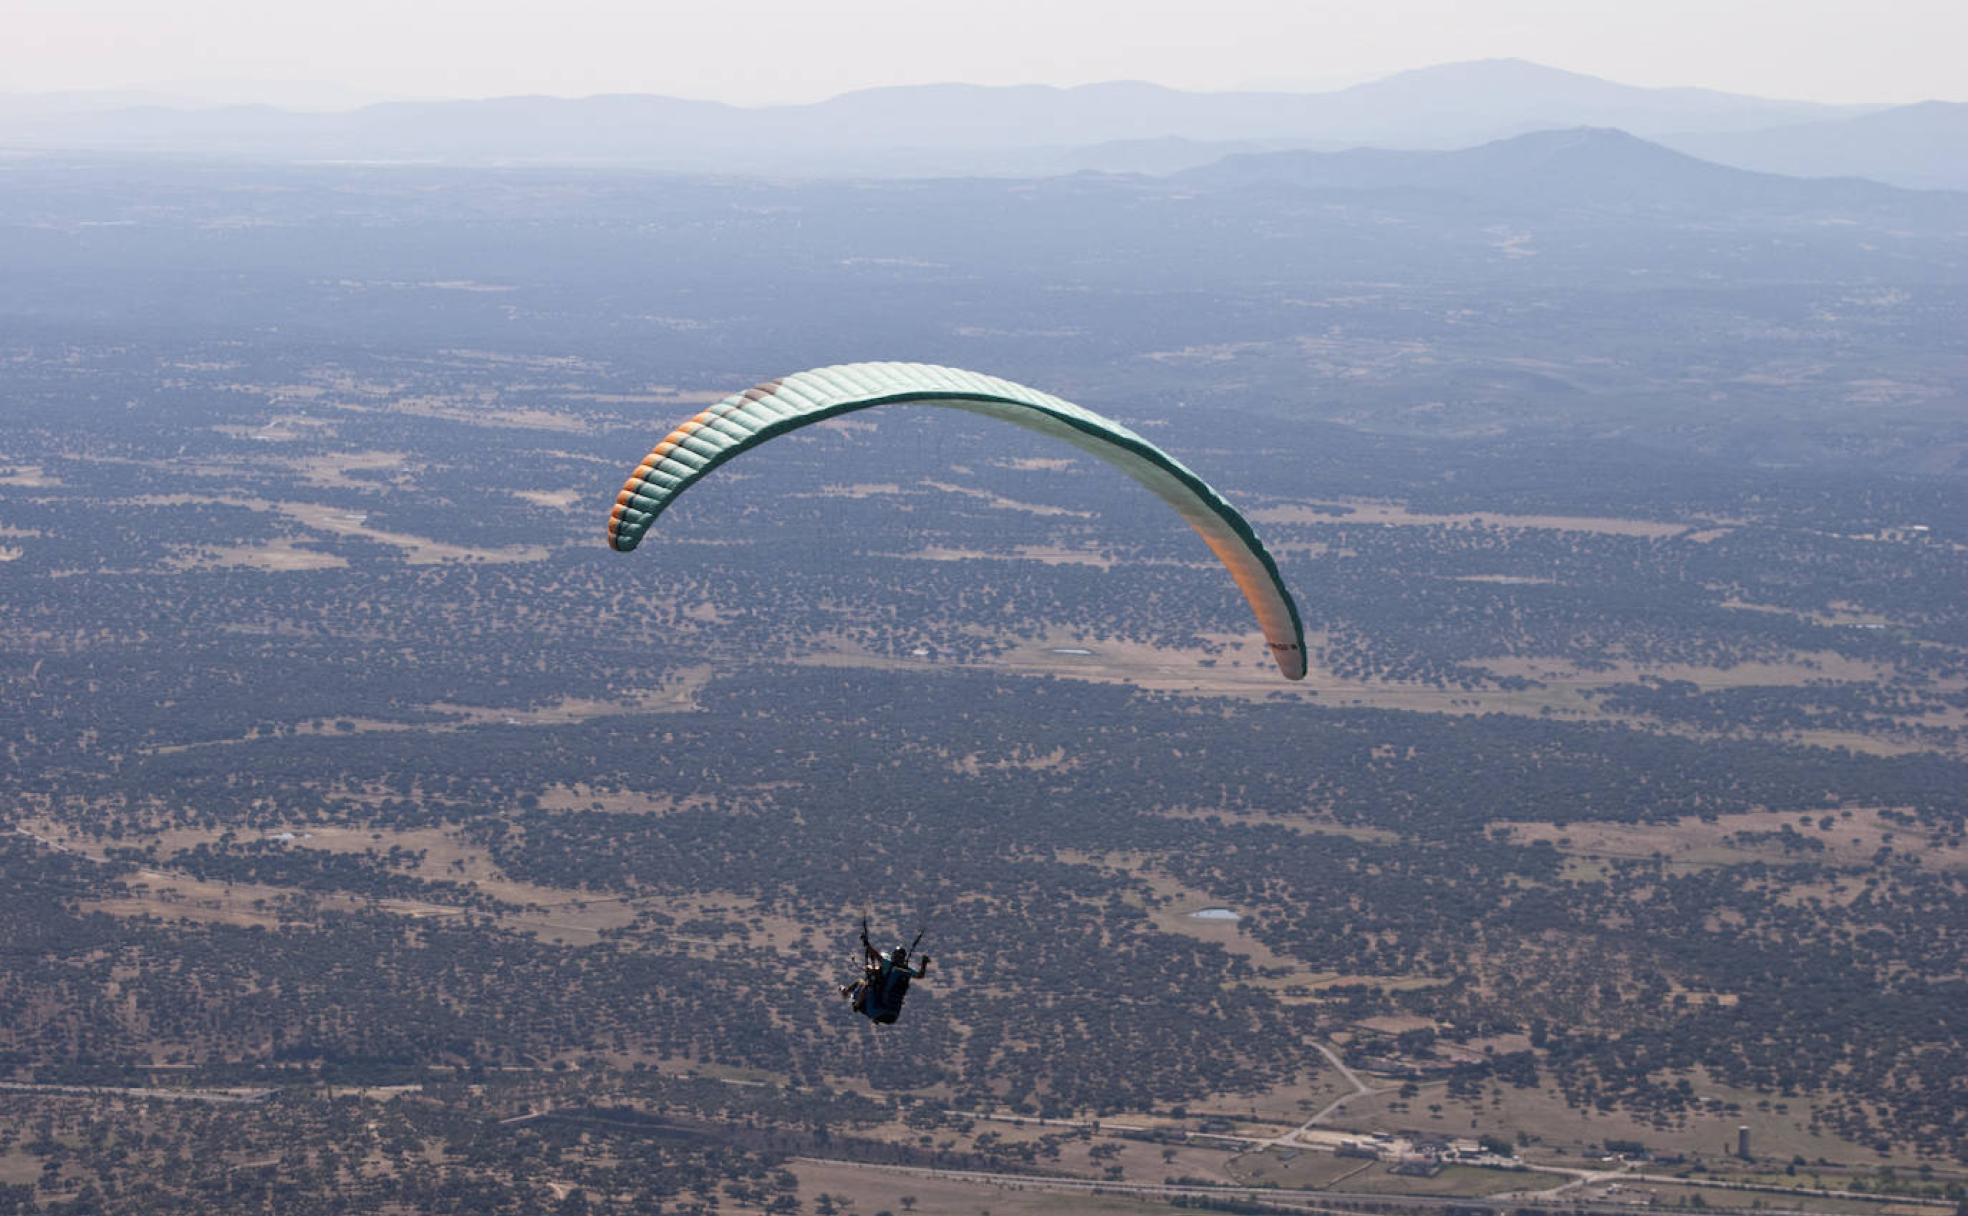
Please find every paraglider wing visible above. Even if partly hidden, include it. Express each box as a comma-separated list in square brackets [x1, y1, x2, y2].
[607, 362, 1306, 680]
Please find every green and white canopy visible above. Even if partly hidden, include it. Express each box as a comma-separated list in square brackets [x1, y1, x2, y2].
[609, 362, 1306, 680]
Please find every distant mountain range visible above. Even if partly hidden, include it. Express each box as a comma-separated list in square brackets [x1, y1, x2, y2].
[0, 58, 1959, 191]
[1661, 101, 1968, 193]
[1175, 127, 1937, 216]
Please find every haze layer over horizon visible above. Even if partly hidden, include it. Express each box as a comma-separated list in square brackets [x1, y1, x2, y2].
[8, 0, 1966, 109]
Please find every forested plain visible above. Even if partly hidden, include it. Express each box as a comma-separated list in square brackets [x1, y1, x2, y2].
[0, 153, 1964, 1212]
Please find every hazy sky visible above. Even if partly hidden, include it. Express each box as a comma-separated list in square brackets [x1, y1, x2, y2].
[10, 0, 1966, 107]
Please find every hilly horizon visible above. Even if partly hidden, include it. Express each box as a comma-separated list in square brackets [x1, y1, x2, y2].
[1661, 100, 1968, 191]
[0, 57, 1933, 183]
[1173, 126, 1961, 216]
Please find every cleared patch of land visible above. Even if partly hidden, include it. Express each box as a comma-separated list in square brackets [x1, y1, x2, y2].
[791, 1158, 1188, 1215]
[1225, 1147, 1381, 1189]
[114, 489, 552, 566]
[170, 538, 348, 572]
[28, 816, 803, 951]
[282, 448, 412, 490]
[1497, 807, 1968, 872]
[886, 544, 1119, 569]
[813, 478, 1094, 517]
[1333, 1073, 1892, 1171]
[277, 502, 550, 564]
[138, 669, 709, 754]
[515, 488, 583, 511]
[0, 465, 61, 487]
[332, 392, 590, 433]
[1252, 499, 1705, 538]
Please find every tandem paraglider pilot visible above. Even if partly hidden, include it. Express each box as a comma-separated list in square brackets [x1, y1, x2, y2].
[840, 919, 928, 1025]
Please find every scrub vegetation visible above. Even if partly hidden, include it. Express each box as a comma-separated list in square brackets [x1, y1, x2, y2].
[0, 152, 1964, 1212]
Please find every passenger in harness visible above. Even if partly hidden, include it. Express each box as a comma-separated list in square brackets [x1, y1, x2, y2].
[839, 919, 929, 1025]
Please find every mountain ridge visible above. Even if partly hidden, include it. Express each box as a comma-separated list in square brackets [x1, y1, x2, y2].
[1174, 126, 1962, 217]
[1662, 100, 1968, 192]
[0, 58, 1883, 173]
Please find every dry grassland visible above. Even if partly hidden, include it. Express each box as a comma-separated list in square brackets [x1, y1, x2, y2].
[1148, 806, 1402, 845]
[1226, 1147, 1380, 1189]
[516, 488, 583, 511]
[812, 478, 1094, 518]
[561, 389, 727, 406]
[791, 1159, 1188, 1214]
[117, 486, 552, 568]
[211, 411, 339, 444]
[993, 457, 1080, 472]
[1610, 1179, 1944, 1216]
[1144, 340, 1267, 363]
[1332, 1072, 1916, 1171]
[1497, 808, 1968, 872]
[923, 631, 1951, 757]
[283, 448, 411, 490]
[1480, 652, 1898, 692]
[1052, 855, 1412, 1123]
[1251, 500, 1700, 538]
[274, 501, 549, 564]
[813, 481, 906, 499]
[379, 395, 585, 432]
[534, 784, 722, 816]
[917, 480, 1094, 517]
[888, 544, 1119, 569]
[1338, 1162, 1546, 1196]
[1125, 869, 1316, 984]
[808, 416, 879, 435]
[41, 813, 813, 951]
[0, 1149, 43, 1187]
[140, 670, 709, 755]
[169, 538, 348, 572]
[293, 362, 599, 431]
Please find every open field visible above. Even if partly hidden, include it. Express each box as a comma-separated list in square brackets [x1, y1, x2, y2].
[21, 816, 804, 951]
[275, 501, 552, 564]
[1339, 1162, 1552, 1197]
[110, 487, 556, 567]
[814, 477, 1097, 518]
[169, 537, 349, 571]
[1226, 1146, 1388, 1189]
[132, 668, 710, 753]
[1586, 1179, 1949, 1216]
[1497, 808, 1968, 872]
[1330, 1078, 1919, 1173]
[942, 635, 1962, 756]
[791, 1159, 1189, 1215]
[1251, 500, 1707, 538]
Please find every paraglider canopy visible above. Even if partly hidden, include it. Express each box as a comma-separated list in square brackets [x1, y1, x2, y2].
[607, 362, 1306, 680]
